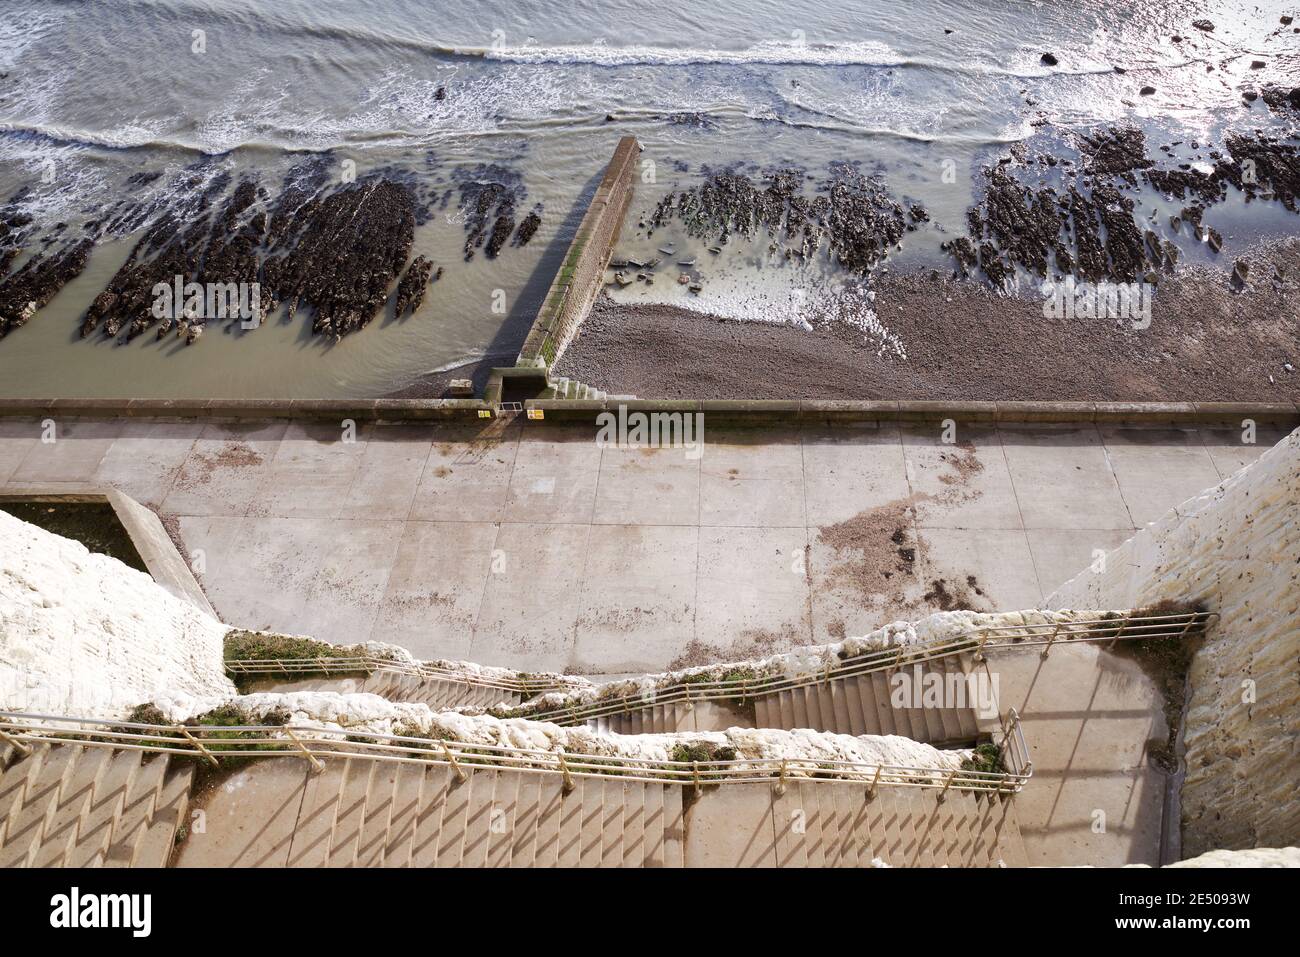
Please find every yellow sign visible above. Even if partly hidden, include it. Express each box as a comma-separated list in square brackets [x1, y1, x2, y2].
[477, 410, 492, 418]
[526, 408, 545, 420]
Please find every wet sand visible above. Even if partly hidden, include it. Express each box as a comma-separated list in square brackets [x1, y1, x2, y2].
[555, 240, 1300, 402]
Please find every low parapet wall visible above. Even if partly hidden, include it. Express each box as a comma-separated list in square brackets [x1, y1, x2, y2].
[0, 398, 492, 421]
[522, 398, 1300, 429]
[517, 135, 640, 369]
[0, 397, 1295, 428]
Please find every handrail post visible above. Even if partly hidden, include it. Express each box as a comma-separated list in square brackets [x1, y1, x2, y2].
[866, 764, 882, 799]
[691, 760, 701, 796]
[974, 630, 990, 663]
[888, 644, 904, 677]
[442, 741, 467, 782]
[557, 751, 575, 794]
[0, 726, 33, 757]
[284, 727, 324, 773]
[1039, 623, 1061, 659]
[775, 758, 788, 796]
[177, 727, 219, 768]
[937, 767, 957, 803]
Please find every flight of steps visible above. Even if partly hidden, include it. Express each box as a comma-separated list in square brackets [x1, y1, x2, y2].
[239, 670, 528, 710]
[687, 779, 1028, 867]
[3, 744, 1027, 867]
[585, 699, 750, 734]
[175, 757, 685, 868]
[576, 659, 980, 745]
[753, 660, 980, 745]
[0, 743, 192, 868]
[544, 373, 637, 402]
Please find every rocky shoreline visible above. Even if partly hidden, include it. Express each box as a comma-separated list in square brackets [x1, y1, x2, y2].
[0, 158, 542, 346]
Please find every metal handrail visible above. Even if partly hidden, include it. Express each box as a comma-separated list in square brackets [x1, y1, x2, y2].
[0, 710, 1031, 795]
[222, 611, 1214, 727]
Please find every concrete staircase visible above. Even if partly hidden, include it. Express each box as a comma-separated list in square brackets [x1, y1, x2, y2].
[586, 700, 750, 734]
[543, 373, 637, 402]
[3, 742, 1027, 867]
[753, 660, 981, 745]
[687, 780, 1028, 867]
[175, 757, 686, 868]
[582, 659, 980, 746]
[240, 671, 527, 710]
[176, 757, 1025, 868]
[0, 743, 192, 868]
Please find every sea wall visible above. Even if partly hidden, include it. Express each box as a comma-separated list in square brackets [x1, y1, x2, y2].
[518, 135, 639, 369]
[0, 511, 234, 718]
[1048, 428, 1300, 857]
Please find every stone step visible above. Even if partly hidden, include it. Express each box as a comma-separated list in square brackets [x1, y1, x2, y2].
[68, 749, 143, 868]
[0, 744, 81, 868]
[31, 747, 112, 868]
[1, 747, 1021, 868]
[690, 777, 1025, 867]
[0, 745, 199, 869]
[134, 762, 194, 867]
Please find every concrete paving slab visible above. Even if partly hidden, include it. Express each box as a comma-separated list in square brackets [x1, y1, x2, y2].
[571, 524, 698, 672]
[297, 520, 405, 643]
[1025, 528, 1136, 602]
[808, 530, 929, 643]
[503, 427, 600, 525]
[469, 522, 590, 670]
[1197, 426, 1289, 480]
[592, 445, 700, 526]
[1098, 428, 1223, 527]
[700, 429, 805, 528]
[904, 428, 1024, 530]
[162, 420, 288, 517]
[1000, 427, 1134, 530]
[694, 526, 812, 660]
[10, 419, 124, 484]
[91, 421, 201, 508]
[0, 419, 38, 486]
[916, 527, 1045, 612]
[410, 434, 517, 523]
[801, 426, 908, 527]
[370, 521, 497, 659]
[247, 421, 369, 519]
[338, 424, 434, 520]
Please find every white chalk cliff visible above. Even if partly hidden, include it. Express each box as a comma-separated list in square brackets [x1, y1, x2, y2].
[0, 510, 234, 718]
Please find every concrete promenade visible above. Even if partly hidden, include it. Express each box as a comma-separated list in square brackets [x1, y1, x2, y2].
[0, 416, 1281, 674]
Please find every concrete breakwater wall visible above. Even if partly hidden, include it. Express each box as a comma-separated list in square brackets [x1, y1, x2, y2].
[1048, 428, 1300, 857]
[517, 136, 640, 370]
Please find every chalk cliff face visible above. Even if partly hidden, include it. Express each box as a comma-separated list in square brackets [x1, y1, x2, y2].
[1049, 428, 1299, 857]
[0, 511, 234, 719]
